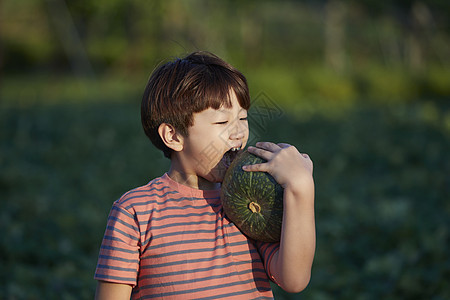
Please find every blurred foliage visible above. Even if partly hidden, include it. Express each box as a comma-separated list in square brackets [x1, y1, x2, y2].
[1, 0, 450, 299]
[1, 0, 450, 105]
[0, 102, 169, 299]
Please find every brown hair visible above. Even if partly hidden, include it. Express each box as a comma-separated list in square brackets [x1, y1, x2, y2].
[141, 51, 250, 158]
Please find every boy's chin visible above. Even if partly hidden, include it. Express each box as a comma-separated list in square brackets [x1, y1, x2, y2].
[205, 171, 225, 184]
[204, 154, 238, 183]
[206, 164, 229, 183]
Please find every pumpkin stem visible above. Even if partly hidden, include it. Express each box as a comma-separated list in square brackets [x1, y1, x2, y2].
[248, 202, 261, 213]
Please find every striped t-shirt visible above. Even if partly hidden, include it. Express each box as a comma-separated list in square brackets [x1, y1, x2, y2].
[95, 173, 280, 299]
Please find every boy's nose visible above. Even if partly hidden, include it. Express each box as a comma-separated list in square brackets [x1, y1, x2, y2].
[230, 130, 245, 140]
[229, 119, 247, 140]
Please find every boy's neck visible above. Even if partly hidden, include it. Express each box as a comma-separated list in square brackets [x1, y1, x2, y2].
[168, 167, 220, 191]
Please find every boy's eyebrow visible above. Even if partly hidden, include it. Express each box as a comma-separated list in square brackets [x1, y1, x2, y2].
[214, 106, 247, 114]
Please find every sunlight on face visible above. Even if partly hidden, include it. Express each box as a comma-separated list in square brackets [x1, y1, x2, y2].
[178, 91, 249, 184]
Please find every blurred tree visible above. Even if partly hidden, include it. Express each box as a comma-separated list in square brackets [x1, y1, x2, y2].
[45, 0, 95, 78]
[350, 0, 449, 72]
[234, 0, 264, 67]
[1, 0, 56, 72]
[0, 0, 3, 89]
[325, 0, 347, 73]
[1, 0, 449, 103]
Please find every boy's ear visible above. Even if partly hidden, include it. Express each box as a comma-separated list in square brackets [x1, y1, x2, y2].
[158, 123, 184, 152]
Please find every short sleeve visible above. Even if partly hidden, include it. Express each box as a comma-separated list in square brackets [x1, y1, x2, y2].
[94, 201, 141, 286]
[254, 241, 280, 284]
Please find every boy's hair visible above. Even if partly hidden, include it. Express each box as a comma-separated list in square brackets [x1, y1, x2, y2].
[141, 51, 250, 158]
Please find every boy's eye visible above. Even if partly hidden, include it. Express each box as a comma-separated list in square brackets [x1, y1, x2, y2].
[240, 117, 248, 121]
[215, 121, 228, 125]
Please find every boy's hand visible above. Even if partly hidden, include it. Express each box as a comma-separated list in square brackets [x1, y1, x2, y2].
[244, 141, 316, 293]
[243, 142, 313, 193]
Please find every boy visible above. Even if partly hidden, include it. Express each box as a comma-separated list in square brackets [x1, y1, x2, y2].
[94, 51, 315, 299]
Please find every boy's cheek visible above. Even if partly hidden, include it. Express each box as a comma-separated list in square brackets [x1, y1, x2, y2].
[193, 152, 225, 180]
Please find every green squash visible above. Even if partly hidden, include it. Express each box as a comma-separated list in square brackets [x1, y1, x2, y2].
[220, 150, 284, 242]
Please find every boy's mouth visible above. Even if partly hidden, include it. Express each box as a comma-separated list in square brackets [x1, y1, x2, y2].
[222, 146, 242, 170]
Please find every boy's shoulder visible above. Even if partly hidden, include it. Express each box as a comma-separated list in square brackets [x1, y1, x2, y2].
[114, 174, 177, 209]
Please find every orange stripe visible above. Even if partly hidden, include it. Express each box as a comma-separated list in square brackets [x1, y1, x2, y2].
[94, 173, 279, 299]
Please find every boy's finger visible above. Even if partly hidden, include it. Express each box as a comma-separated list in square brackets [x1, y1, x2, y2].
[242, 163, 268, 172]
[247, 146, 273, 161]
[277, 143, 292, 149]
[255, 142, 281, 152]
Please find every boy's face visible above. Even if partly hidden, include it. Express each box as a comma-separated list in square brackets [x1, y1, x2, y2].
[179, 91, 249, 183]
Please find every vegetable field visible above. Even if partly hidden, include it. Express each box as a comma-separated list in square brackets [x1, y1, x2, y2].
[1, 98, 449, 299]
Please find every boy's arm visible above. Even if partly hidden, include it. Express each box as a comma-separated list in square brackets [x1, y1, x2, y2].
[244, 142, 316, 293]
[269, 184, 315, 292]
[95, 281, 132, 300]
